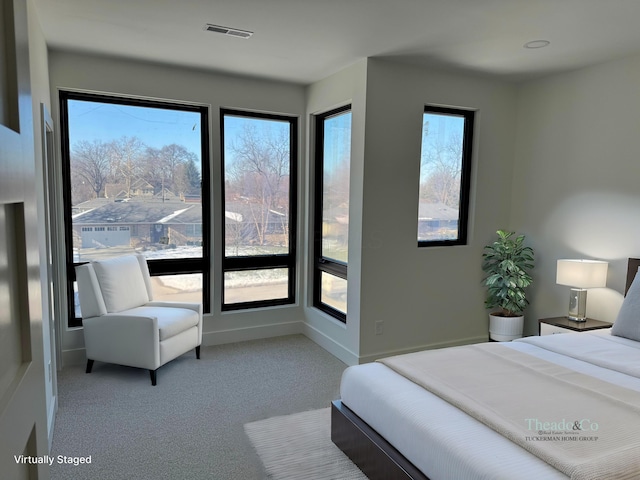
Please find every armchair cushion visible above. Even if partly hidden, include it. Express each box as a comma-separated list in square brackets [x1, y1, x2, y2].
[92, 255, 150, 312]
[118, 306, 200, 341]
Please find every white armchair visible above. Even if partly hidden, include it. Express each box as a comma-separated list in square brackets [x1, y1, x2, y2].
[75, 254, 202, 385]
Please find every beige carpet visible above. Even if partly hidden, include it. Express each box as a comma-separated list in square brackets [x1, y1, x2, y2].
[244, 408, 368, 480]
[50, 336, 348, 480]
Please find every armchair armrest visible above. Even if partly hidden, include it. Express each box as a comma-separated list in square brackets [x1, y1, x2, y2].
[146, 301, 201, 315]
[83, 314, 161, 370]
[145, 301, 203, 343]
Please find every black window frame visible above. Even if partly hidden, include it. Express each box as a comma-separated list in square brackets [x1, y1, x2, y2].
[313, 104, 352, 322]
[418, 105, 475, 248]
[220, 108, 298, 311]
[59, 90, 211, 327]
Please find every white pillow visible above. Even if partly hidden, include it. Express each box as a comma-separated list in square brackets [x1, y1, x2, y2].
[92, 255, 150, 313]
[612, 271, 640, 341]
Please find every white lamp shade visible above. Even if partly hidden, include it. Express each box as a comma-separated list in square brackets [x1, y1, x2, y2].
[556, 259, 608, 288]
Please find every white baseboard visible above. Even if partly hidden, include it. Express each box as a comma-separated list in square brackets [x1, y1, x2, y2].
[358, 334, 488, 364]
[302, 323, 359, 366]
[62, 347, 88, 366]
[62, 321, 304, 366]
[202, 321, 303, 346]
[60, 323, 486, 371]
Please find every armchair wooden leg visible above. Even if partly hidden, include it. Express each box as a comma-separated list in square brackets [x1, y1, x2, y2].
[196, 345, 201, 359]
[150, 369, 157, 386]
[86, 359, 94, 374]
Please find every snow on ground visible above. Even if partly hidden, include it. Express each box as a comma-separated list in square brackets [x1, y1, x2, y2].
[80, 245, 287, 291]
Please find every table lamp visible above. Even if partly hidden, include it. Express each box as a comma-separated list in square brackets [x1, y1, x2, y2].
[556, 259, 608, 322]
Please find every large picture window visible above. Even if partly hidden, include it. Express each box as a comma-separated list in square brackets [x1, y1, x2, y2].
[313, 105, 351, 321]
[60, 91, 210, 327]
[418, 105, 474, 247]
[221, 109, 297, 310]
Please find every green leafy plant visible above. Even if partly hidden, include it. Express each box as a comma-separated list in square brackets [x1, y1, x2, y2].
[482, 230, 534, 317]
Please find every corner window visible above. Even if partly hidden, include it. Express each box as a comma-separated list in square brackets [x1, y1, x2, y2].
[221, 109, 297, 310]
[313, 105, 351, 321]
[418, 105, 474, 247]
[60, 91, 210, 327]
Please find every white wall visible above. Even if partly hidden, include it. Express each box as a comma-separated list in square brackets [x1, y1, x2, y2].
[357, 58, 518, 361]
[303, 60, 368, 365]
[48, 50, 519, 368]
[50, 42, 640, 368]
[303, 58, 518, 364]
[27, 0, 55, 450]
[511, 52, 640, 334]
[48, 51, 307, 362]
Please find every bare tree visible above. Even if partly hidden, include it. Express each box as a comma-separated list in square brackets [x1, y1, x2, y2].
[420, 128, 463, 207]
[109, 136, 145, 198]
[71, 140, 111, 200]
[140, 146, 164, 193]
[140, 144, 199, 197]
[227, 124, 290, 246]
[70, 134, 201, 204]
[160, 144, 198, 195]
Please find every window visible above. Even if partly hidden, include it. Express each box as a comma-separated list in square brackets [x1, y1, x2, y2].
[313, 105, 351, 321]
[418, 105, 474, 246]
[221, 109, 297, 310]
[60, 91, 210, 327]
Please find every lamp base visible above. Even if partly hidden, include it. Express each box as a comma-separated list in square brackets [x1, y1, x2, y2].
[567, 288, 587, 322]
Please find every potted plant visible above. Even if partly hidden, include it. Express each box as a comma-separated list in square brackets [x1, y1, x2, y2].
[482, 229, 534, 341]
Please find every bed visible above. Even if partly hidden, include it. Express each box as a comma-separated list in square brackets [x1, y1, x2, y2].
[331, 259, 640, 480]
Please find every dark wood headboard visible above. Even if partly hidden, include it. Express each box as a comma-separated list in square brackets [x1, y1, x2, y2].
[625, 258, 640, 295]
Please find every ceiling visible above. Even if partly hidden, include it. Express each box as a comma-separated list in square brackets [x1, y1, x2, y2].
[32, 0, 640, 85]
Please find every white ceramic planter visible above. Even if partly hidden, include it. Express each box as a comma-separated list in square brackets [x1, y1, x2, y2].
[489, 314, 524, 342]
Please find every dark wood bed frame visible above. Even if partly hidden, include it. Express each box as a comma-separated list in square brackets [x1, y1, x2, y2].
[332, 258, 640, 480]
[331, 400, 429, 480]
[625, 258, 640, 295]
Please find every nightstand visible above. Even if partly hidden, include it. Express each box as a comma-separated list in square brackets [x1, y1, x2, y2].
[539, 317, 612, 335]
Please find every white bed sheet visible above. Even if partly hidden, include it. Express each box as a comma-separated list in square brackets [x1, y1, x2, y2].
[340, 330, 640, 480]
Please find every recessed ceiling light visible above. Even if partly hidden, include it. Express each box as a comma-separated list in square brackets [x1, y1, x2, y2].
[203, 24, 253, 39]
[524, 40, 550, 49]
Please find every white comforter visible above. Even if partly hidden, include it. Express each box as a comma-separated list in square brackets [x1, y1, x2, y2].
[340, 330, 640, 480]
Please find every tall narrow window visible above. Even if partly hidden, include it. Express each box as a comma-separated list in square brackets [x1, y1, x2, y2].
[418, 105, 474, 246]
[314, 105, 351, 321]
[221, 109, 297, 310]
[60, 91, 210, 327]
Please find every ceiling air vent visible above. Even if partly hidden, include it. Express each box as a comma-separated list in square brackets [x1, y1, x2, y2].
[204, 24, 253, 39]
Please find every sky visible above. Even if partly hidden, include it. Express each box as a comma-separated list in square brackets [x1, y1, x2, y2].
[68, 100, 293, 168]
[68, 99, 351, 176]
[323, 110, 351, 171]
[420, 111, 465, 179]
[67, 99, 203, 161]
[222, 114, 290, 168]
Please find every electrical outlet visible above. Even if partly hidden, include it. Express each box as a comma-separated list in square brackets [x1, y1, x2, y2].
[375, 321, 384, 335]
